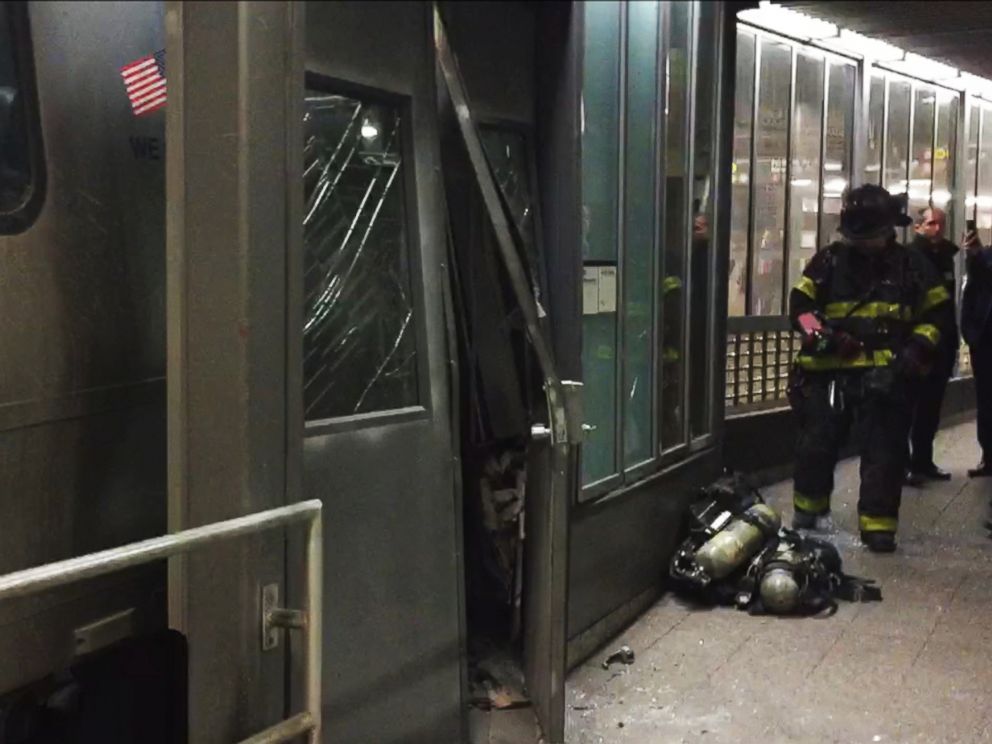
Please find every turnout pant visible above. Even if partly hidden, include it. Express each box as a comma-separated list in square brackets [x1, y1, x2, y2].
[791, 371, 911, 534]
[908, 345, 955, 470]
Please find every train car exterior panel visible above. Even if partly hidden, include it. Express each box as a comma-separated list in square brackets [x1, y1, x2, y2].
[0, 0, 167, 695]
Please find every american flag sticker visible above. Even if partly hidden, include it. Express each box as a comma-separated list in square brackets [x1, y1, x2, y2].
[120, 49, 166, 116]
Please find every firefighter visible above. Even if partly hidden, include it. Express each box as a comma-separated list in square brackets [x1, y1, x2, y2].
[787, 185, 951, 553]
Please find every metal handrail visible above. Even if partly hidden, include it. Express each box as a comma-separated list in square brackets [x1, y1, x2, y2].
[0, 499, 324, 744]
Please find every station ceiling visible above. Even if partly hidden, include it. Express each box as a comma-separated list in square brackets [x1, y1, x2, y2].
[779, 1, 992, 78]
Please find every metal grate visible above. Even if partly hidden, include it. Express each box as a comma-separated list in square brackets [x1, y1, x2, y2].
[725, 316, 800, 412]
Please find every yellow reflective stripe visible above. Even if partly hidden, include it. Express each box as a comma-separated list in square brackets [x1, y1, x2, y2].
[919, 285, 950, 314]
[912, 323, 941, 346]
[794, 276, 817, 300]
[823, 301, 912, 321]
[663, 276, 683, 293]
[796, 349, 894, 370]
[859, 515, 897, 533]
[794, 492, 830, 514]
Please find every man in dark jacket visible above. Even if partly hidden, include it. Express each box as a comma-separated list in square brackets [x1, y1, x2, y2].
[961, 226, 992, 476]
[907, 208, 959, 481]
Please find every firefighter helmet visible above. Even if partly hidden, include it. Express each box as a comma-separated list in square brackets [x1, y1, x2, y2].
[839, 184, 912, 241]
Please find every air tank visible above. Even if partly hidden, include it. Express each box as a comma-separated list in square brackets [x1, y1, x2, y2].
[693, 503, 781, 579]
[759, 557, 802, 614]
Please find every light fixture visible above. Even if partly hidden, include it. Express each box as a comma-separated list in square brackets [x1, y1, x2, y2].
[361, 121, 379, 139]
[817, 29, 904, 62]
[931, 189, 952, 206]
[823, 162, 843, 172]
[823, 177, 848, 197]
[738, 2, 837, 41]
[790, 178, 813, 187]
[887, 53, 958, 84]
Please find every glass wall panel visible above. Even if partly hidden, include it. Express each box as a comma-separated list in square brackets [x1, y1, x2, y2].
[622, 0, 658, 468]
[580, 0, 621, 485]
[821, 61, 854, 244]
[660, 0, 692, 449]
[749, 37, 791, 316]
[979, 105, 992, 245]
[884, 79, 911, 196]
[689, 0, 718, 440]
[909, 84, 935, 223]
[864, 74, 885, 186]
[787, 50, 823, 291]
[728, 30, 755, 318]
[931, 90, 957, 212]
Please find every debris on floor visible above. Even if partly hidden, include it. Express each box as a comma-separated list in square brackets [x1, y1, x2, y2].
[469, 642, 530, 711]
[601, 646, 635, 670]
[670, 471, 882, 615]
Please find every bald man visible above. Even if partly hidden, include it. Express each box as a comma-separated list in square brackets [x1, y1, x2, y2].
[907, 207, 959, 481]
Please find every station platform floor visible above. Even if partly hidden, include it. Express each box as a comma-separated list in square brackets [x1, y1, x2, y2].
[566, 419, 992, 743]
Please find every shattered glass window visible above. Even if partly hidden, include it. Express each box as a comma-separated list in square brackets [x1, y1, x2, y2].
[303, 92, 420, 421]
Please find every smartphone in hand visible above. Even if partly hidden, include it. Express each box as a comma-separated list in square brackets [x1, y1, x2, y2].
[965, 218, 980, 250]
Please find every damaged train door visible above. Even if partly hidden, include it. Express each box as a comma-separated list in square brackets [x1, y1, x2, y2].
[435, 5, 576, 742]
[301, 2, 464, 743]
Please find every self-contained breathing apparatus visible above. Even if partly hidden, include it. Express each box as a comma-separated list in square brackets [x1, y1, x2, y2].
[670, 473, 881, 615]
[788, 186, 930, 413]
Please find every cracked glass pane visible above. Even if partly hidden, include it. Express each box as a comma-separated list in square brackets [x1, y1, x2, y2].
[303, 91, 419, 421]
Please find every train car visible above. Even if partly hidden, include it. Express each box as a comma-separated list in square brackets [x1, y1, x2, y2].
[0, 2, 736, 743]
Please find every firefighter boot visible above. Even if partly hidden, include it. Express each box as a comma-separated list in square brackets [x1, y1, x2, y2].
[860, 530, 896, 553]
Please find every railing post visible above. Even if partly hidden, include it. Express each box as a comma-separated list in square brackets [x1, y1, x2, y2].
[306, 510, 323, 743]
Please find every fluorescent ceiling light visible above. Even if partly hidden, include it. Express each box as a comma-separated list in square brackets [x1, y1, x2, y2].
[959, 72, 992, 100]
[935, 75, 970, 91]
[824, 178, 848, 195]
[887, 53, 958, 83]
[932, 190, 951, 206]
[738, 2, 837, 41]
[823, 162, 843, 172]
[818, 29, 904, 61]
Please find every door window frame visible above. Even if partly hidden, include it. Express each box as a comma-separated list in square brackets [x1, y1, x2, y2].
[302, 71, 432, 435]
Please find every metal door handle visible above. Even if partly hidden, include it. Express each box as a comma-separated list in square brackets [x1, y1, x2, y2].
[531, 423, 552, 440]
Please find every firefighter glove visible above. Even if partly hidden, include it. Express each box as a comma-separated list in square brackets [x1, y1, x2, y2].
[895, 340, 932, 378]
